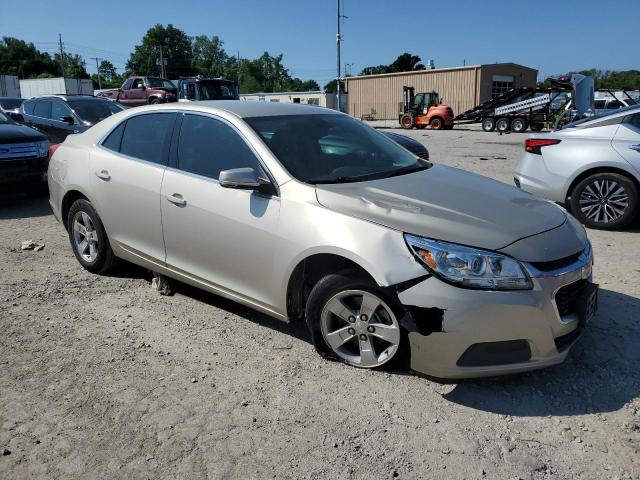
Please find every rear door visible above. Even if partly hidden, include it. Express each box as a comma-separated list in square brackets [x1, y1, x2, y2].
[612, 113, 640, 175]
[90, 112, 176, 264]
[28, 100, 53, 140]
[160, 112, 281, 309]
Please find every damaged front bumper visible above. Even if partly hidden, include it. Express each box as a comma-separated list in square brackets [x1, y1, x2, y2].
[396, 245, 597, 380]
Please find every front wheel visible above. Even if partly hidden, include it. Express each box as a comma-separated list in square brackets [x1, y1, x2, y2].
[305, 273, 403, 369]
[568, 173, 638, 229]
[149, 97, 162, 105]
[67, 199, 116, 273]
[430, 116, 444, 130]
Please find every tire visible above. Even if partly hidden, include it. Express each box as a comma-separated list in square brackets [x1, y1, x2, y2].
[430, 116, 445, 130]
[482, 117, 496, 132]
[400, 114, 414, 129]
[496, 117, 510, 132]
[305, 273, 405, 369]
[568, 172, 638, 230]
[67, 199, 116, 273]
[510, 117, 528, 133]
[149, 97, 161, 105]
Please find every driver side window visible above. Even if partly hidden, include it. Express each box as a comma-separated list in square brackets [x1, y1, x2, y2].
[177, 114, 261, 180]
[50, 101, 72, 121]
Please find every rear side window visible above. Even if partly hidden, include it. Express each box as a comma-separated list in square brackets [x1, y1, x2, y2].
[177, 114, 260, 179]
[102, 122, 125, 152]
[119, 113, 175, 165]
[22, 100, 35, 115]
[33, 101, 51, 119]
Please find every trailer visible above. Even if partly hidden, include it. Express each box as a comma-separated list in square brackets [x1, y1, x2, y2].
[19, 77, 93, 98]
[0, 75, 21, 97]
[454, 74, 594, 133]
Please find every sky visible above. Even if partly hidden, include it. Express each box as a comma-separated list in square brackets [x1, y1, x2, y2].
[1, 0, 638, 86]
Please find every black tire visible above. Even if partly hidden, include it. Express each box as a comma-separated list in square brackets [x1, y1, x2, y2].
[496, 117, 510, 132]
[430, 116, 445, 130]
[400, 113, 414, 129]
[568, 172, 638, 230]
[482, 117, 496, 132]
[149, 97, 161, 105]
[67, 199, 116, 273]
[510, 117, 528, 133]
[305, 272, 407, 369]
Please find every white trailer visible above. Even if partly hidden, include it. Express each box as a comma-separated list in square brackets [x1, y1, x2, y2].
[19, 77, 93, 98]
[0, 75, 21, 97]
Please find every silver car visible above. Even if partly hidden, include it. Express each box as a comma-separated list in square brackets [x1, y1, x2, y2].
[515, 105, 640, 229]
[48, 101, 597, 379]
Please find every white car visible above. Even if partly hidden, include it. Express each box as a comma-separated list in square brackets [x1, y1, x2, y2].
[515, 105, 640, 229]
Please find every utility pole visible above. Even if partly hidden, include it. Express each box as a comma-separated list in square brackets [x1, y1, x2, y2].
[336, 0, 342, 112]
[237, 51, 241, 90]
[91, 57, 102, 89]
[58, 33, 66, 77]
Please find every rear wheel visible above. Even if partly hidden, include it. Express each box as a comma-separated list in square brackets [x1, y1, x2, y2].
[305, 273, 404, 369]
[511, 117, 528, 133]
[430, 116, 444, 130]
[67, 199, 116, 273]
[568, 172, 638, 230]
[482, 117, 496, 132]
[496, 117, 510, 132]
[400, 114, 414, 129]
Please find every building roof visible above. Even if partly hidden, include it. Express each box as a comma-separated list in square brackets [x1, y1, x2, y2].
[345, 63, 537, 81]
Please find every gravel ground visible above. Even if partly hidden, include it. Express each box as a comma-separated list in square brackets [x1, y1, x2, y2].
[1, 125, 639, 480]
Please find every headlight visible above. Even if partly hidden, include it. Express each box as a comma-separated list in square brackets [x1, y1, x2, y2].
[35, 140, 49, 158]
[404, 234, 532, 290]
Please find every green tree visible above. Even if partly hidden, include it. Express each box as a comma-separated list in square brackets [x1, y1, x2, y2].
[126, 24, 193, 78]
[360, 52, 426, 76]
[323, 79, 345, 93]
[55, 53, 89, 78]
[0, 37, 58, 78]
[192, 35, 227, 77]
[98, 60, 118, 82]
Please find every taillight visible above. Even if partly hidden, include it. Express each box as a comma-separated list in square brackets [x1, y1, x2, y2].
[48, 144, 60, 160]
[525, 138, 561, 154]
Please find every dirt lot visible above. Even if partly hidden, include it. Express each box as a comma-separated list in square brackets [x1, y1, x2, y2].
[1, 125, 639, 480]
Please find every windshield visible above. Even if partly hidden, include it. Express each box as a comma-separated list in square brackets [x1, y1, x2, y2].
[199, 81, 238, 100]
[0, 98, 23, 110]
[69, 99, 124, 124]
[245, 114, 430, 184]
[147, 77, 176, 89]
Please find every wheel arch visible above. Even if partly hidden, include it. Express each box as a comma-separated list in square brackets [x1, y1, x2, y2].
[285, 252, 378, 321]
[565, 165, 640, 202]
[60, 188, 93, 230]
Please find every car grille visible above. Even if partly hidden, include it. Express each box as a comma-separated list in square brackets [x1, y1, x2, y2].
[555, 280, 588, 316]
[530, 250, 583, 272]
[0, 142, 39, 161]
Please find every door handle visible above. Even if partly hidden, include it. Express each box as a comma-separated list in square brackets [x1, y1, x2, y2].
[630, 144, 640, 152]
[95, 170, 111, 181]
[166, 193, 186, 206]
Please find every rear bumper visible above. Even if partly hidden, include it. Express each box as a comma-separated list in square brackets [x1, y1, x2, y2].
[398, 245, 595, 379]
[514, 152, 568, 203]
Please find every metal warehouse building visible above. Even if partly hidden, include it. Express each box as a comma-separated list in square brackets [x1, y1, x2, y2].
[345, 63, 538, 120]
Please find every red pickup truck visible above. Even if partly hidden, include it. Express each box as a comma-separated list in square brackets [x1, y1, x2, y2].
[98, 76, 177, 107]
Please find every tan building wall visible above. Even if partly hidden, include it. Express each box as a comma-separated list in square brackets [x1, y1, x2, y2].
[345, 63, 537, 120]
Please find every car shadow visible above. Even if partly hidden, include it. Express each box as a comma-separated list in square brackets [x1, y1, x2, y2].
[441, 288, 640, 416]
[0, 190, 51, 220]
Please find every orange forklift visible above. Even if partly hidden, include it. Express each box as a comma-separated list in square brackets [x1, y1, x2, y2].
[399, 86, 454, 130]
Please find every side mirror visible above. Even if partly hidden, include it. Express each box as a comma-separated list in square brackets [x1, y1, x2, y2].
[60, 116, 75, 125]
[140, 85, 146, 90]
[219, 167, 272, 191]
[9, 112, 24, 123]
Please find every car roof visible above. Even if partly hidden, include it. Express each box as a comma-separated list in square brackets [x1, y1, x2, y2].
[31, 95, 107, 102]
[172, 100, 338, 118]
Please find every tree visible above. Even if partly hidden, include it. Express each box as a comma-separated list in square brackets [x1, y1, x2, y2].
[323, 79, 345, 92]
[287, 78, 320, 91]
[192, 35, 227, 77]
[55, 53, 89, 78]
[0, 37, 58, 78]
[360, 52, 426, 76]
[98, 60, 117, 82]
[126, 24, 193, 78]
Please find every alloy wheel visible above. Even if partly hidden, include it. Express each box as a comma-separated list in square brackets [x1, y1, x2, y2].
[579, 179, 629, 224]
[320, 290, 400, 368]
[72, 211, 99, 262]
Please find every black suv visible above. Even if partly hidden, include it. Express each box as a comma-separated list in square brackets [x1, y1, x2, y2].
[0, 109, 49, 189]
[21, 95, 124, 143]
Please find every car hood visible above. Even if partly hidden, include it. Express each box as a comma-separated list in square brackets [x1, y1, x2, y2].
[0, 123, 46, 143]
[315, 164, 568, 253]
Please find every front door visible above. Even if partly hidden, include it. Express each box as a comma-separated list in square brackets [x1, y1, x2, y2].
[161, 113, 281, 310]
[90, 112, 176, 264]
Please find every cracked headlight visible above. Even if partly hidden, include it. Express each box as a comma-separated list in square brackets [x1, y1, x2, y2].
[404, 234, 532, 290]
[35, 140, 49, 158]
